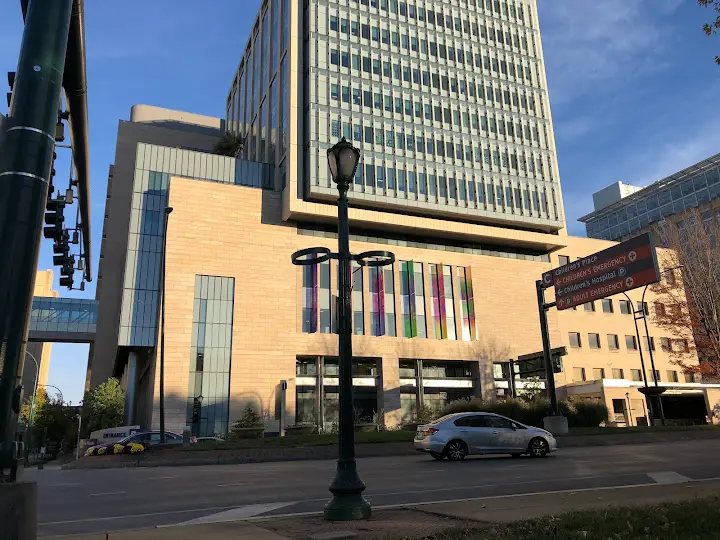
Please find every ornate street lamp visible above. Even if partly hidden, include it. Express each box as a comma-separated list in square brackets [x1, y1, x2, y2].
[292, 138, 394, 521]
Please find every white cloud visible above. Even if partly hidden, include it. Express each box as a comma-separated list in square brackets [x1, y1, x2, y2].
[538, 0, 682, 104]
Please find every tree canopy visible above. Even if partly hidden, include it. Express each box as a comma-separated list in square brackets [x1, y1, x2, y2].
[699, 0, 720, 65]
[82, 378, 125, 435]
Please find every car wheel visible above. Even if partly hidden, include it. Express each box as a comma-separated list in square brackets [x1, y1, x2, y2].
[445, 440, 467, 461]
[510, 453, 523, 458]
[528, 437, 549, 458]
[430, 451, 445, 461]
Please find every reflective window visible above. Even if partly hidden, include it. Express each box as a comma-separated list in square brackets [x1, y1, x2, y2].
[400, 261, 426, 338]
[187, 275, 234, 437]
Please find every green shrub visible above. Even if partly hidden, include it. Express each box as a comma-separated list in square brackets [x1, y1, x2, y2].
[438, 397, 608, 429]
[568, 398, 609, 428]
[415, 404, 438, 425]
[231, 404, 264, 429]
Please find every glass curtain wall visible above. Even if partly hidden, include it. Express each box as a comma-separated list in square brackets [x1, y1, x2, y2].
[187, 276, 235, 437]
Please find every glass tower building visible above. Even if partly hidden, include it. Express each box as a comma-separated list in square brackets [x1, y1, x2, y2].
[226, 0, 565, 234]
[580, 153, 720, 242]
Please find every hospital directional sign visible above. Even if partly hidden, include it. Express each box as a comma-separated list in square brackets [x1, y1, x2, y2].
[541, 233, 661, 311]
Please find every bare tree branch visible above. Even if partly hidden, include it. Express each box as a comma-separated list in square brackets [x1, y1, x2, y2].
[652, 209, 720, 380]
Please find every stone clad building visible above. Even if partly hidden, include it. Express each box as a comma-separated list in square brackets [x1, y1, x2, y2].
[90, 0, 720, 436]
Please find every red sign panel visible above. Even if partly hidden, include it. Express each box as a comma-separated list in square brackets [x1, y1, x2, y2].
[542, 233, 661, 311]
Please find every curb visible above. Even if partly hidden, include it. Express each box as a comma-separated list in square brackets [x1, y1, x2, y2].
[64, 429, 720, 470]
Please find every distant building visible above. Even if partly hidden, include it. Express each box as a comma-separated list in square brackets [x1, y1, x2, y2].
[88, 1, 720, 435]
[592, 182, 642, 212]
[24, 270, 60, 399]
[579, 153, 720, 242]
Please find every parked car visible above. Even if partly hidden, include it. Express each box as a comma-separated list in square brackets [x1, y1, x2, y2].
[414, 412, 557, 461]
[85, 431, 182, 456]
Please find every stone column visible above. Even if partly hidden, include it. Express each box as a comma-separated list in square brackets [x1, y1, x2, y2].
[123, 352, 138, 425]
[380, 355, 401, 428]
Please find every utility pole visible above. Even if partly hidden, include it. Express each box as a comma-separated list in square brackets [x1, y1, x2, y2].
[0, 0, 73, 482]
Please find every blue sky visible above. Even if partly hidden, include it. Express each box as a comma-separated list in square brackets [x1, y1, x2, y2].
[0, 0, 717, 404]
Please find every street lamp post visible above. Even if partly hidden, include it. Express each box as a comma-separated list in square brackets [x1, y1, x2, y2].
[39, 385, 64, 405]
[75, 414, 82, 461]
[623, 265, 682, 426]
[159, 206, 173, 443]
[292, 138, 394, 521]
[25, 352, 40, 433]
[25, 351, 39, 465]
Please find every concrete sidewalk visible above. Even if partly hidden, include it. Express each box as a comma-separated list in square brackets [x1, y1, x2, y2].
[48, 522, 290, 539]
[49, 480, 720, 539]
[417, 478, 720, 523]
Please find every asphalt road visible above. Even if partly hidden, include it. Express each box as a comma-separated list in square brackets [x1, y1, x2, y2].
[30, 438, 720, 537]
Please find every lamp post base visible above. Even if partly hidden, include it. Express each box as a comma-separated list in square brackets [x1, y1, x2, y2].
[324, 493, 372, 521]
[324, 459, 372, 521]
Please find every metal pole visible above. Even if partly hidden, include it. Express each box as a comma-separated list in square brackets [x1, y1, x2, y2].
[640, 286, 666, 425]
[25, 352, 39, 432]
[25, 352, 39, 465]
[324, 173, 371, 521]
[624, 292, 654, 426]
[0, 0, 74, 482]
[536, 281, 558, 415]
[508, 361, 517, 399]
[39, 385, 63, 405]
[159, 206, 173, 443]
[75, 414, 81, 460]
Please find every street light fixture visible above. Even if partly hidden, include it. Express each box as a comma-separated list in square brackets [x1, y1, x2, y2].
[292, 138, 394, 521]
[159, 206, 173, 444]
[623, 265, 683, 427]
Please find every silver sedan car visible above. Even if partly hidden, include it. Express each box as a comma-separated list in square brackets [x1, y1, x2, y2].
[414, 412, 557, 461]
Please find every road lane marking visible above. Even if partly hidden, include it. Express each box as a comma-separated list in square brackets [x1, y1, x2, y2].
[39, 476, 720, 529]
[173, 502, 296, 526]
[88, 491, 126, 497]
[46, 483, 83, 487]
[39, 505, 244, 526]
[146, 475, 180, 480]
[647, 471, 692, 484]
[216, 482, 249, 487]
[247, 479, 719, 521]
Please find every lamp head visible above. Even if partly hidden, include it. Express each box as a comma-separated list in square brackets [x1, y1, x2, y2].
[326, 137, 360, 185]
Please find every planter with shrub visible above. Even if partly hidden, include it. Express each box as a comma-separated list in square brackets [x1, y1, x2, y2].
[229, 405, 265, 440]
[286, 423, 316, 436]
[354, 423, 378, 433]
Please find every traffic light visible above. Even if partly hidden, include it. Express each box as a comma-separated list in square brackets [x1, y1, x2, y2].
[7, 71, 15, 108]
[43, 198, 66, 241]
[52, 244, 72, 267]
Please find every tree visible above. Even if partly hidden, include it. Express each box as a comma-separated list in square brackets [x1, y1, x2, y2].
[212, 132, 244, 157]
[20, 387, 48, 424]
[20, 388, 78, 451]
[651, 210, 720, 380]
[699, 0, 720, 65]
[82, 378, 125, 434]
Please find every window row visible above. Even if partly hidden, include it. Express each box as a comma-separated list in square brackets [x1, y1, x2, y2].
[337, 158, 557, 219]
[326, 73, 544, 133]
[328, 117, 550, 180]
[347, 0, 533, 35]
[573, 297, 683, 322]
[301, 261, 477, 341]
[325, 48, 543, 115]
[568, 332, 689, 353]
[571, 367, 691, 384]
[325, 21, 539, 83]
